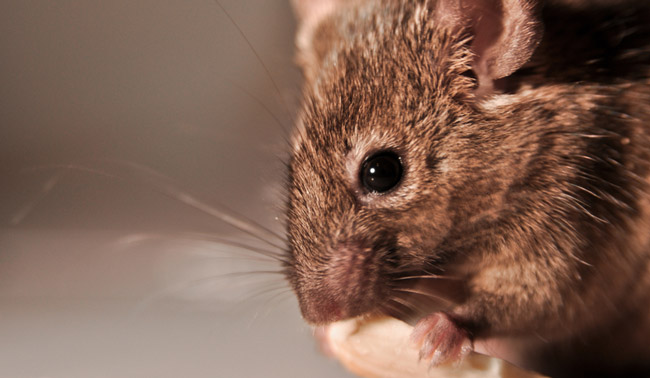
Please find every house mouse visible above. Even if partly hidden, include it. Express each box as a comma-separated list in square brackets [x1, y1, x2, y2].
[283, 0, 650, 376]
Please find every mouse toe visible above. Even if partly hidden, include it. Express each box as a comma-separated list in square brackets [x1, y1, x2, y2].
[411, 312, 473, 368]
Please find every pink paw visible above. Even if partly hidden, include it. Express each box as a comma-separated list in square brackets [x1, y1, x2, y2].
[410, 312, 473, 367]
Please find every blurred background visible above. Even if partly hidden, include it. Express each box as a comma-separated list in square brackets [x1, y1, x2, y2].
[0, 1, 353, 376]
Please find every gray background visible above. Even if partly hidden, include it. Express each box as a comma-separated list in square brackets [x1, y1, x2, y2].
[0, 1, 353, 377]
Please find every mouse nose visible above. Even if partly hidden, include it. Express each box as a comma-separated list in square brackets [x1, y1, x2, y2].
[297, 238, 383, 324]
[300, 294, 344, 324]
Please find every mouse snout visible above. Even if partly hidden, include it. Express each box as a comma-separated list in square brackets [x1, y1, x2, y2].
[298, 238, 388, 324]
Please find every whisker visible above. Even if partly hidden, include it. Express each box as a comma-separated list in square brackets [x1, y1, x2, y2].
[130, 269, 285, 317]
[391, 287, 455, 306]
[389, 295, 420, 314]
[181, 270, 286, 293]
[228, 79, 290, 136]
[28, 161, 288, 251]
[24, 163, 121, 180]
[134, 231, 289, 264]
[113, 160, 287, 243]
[243, 283, 291, 303]
[115, 231, 286, 263]
[380, 300, 411, 322]
[383, 297, 425, 323]
[261, 288, 293, 309]
[193, 253, 281, 265]
[211, 0, 294, 123]
[248, 287, 294, 328]
[178, 232, 286, 260]
[11, 170, 65, 225]
[157, 190, 287, 249]
[393, 274, 463, 281]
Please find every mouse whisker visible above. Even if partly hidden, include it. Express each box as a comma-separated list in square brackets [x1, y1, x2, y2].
[29, 161, 288, 251]
[379, 300, 412, 322]
[393, 274, 464, 281]
[210, 0, 295, 126]
[105, 159, 288, 246]
[115, 231, 287, 264]
[391, 287, 456, 307]
[174, 231, 288, 263]
[130, 269, 287, 317]
[387, 295, 421, 314]
[10, 170, 66, 225]
[248, 288, 295, 326]
[243, 283, 292, 304]
[227, 80, 292, 138]
[190, 269, 287, 283]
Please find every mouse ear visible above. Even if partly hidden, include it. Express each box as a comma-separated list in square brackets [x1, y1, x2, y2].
[291, 0, 345, 78]
[436, 0, 543, 94]
[291, 0, 341, 27]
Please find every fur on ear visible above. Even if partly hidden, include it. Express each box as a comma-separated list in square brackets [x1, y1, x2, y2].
[291, 0, 343, 52]
[292, 0, 542, 94]
[435, 0, 543, 93]
[291, 0, 346, 79]
[291, 0, 340, 27]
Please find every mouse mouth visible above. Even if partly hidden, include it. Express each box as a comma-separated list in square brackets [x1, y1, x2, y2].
[289, 226, 472, 325]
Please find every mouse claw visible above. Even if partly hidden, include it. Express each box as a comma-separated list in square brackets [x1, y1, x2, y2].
[410, 312, 473, 368]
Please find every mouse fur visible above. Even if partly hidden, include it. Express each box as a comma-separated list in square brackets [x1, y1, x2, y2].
[284, 0, 650, 375]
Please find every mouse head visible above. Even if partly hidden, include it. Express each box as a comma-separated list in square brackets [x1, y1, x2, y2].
[285, 0, 545, 324]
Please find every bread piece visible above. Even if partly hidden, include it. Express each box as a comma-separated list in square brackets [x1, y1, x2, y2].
[324, 316, 546, 378]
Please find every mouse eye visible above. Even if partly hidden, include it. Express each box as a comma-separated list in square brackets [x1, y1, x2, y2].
[360, 151, 403, 193]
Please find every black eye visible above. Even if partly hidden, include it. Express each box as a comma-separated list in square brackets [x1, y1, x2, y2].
[360, 151, 403, 193]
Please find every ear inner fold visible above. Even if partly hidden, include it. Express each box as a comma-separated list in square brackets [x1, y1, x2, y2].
[435, 0, 543, 92]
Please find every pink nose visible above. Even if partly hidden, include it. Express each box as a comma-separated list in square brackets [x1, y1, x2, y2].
[300, 295, 344, 324]
[298, 238, 378, 324]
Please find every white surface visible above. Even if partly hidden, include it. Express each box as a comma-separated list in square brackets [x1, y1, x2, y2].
[0, 1, 354, 377]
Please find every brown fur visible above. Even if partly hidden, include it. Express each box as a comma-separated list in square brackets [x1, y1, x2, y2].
[285, 0, 650, 376]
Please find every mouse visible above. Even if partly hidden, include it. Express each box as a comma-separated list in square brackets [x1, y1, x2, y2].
[282, 0, 650, 376]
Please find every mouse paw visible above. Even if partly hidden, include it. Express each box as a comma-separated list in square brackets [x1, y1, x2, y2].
[410, 312, 473, 368]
